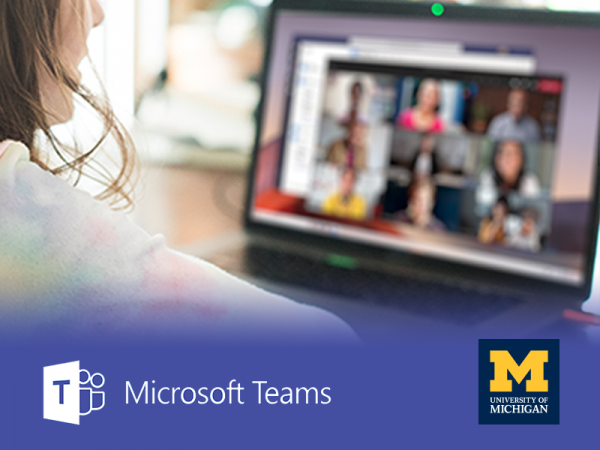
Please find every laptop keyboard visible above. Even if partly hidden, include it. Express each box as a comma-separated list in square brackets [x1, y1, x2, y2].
[209, 245, 522, 326]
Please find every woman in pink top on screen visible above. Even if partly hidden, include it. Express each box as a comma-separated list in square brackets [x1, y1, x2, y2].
[397, 78, 446, 134]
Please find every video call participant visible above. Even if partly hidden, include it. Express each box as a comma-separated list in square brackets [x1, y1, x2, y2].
[397, 78, 446, 134]
[322, 166, 367, 221]
[340, 81, 367, 126]
[326, 120, 368, 170]
[478, 197, 510, 245]
[409, 134, 441, 179]
[478, 140, 540, 206]
[487, 88, 541, 143]
[396, 178, 446, 231]
[506, 208, 542, 252]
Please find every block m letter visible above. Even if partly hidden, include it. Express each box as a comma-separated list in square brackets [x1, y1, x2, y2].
[490, 351, 548, 392]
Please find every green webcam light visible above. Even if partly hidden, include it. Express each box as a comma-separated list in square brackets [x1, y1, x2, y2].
[431, 3, 445, 17]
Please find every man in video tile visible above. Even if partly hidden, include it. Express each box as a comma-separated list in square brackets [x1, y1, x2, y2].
[325, 120, 368, 170]
[396, 178, 446, 231]
[487, 88, 541, 143]
[322, 166, 367, 221]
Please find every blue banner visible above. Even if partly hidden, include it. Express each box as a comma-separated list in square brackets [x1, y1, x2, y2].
[1, 333, 598, 449]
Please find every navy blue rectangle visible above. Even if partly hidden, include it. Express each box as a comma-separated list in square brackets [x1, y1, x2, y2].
[479, 339, 560, 425]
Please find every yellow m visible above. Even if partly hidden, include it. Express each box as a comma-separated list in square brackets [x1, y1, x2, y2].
[490, 351, 548, 392]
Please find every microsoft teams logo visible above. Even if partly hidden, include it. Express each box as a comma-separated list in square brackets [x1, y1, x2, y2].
[43, 361, 105, 425]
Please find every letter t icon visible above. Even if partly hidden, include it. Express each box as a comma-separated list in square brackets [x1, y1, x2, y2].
[53, 380, 71, 405]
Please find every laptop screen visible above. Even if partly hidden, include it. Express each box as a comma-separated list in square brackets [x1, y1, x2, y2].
[250, 9, 600, 286]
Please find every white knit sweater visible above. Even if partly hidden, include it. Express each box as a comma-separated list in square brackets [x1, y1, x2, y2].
[0, 140, 358, 342]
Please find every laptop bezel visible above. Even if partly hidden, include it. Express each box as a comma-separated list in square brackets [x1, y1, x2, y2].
[244, 0, 600, 303]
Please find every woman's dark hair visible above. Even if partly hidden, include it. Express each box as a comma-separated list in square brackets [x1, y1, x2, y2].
[492, 140, 525, 193]
[414, 78, 441, 112]
[0, 0, 137, 209]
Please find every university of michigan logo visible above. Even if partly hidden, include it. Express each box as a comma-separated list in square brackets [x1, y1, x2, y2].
[479, 340, 559, 425]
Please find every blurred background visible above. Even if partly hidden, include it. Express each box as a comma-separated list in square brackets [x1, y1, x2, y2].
[77, 0, 600, 249]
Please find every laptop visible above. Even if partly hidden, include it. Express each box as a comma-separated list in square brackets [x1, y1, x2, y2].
[194, 0, 600, 338]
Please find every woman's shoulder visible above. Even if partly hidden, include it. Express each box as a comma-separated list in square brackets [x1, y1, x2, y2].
[0, 140, 28, 156]
[0, 140, 29, 170]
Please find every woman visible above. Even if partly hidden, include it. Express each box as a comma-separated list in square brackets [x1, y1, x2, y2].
[397, 79, 445, 134]
[478, 197, 509, 245]
[0, 1, 356, 342]
[339, 81, 367, 126]
[477, 140, 540, 207]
